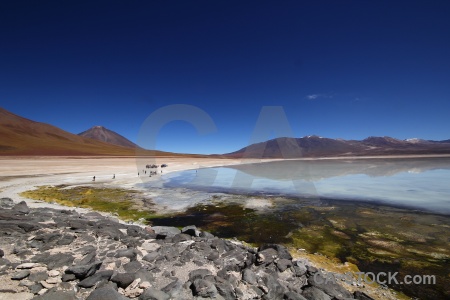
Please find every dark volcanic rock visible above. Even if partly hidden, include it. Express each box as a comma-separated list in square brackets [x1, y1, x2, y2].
[276, 258, 293, 272]
[259, 244, 292, 260]
[143, 251, 159, 263]
[242, 269, 258, 285]
[86, 285, 128, 300]
[261, 272, 285, 300]
[285, 291, 308, 300]
[34, 290, 78, 300]
[115, 248, 138, 261]
[161, 279, 183, 298]
[123, 260, 142, 273]
[152, 226, 181, 239]
[308, 272, 353, 299]
[62, 273, 77, 282]
[191, 278, 218, 298]
[0, 198, 360, 300]
[77, 245, 97, 256]
[95, 225, 124, 241]
[34, 232, 62, 244]
[12, 201, 30, 214]
[127, 225, 156, 239]
[302, 286, 332, 300]
[292, 261, 308, 277]
[215, 276, 235, 300]
[65, 261, 102, 279]
[200, 231, 215, 239]
[29, 283, 44, 294]
[256, 247, 278, 266]
[32, 252, 75, 269]
[28, 271, 48, 282]
[139, 287, 170, 300]
[57, 234, 76, 245]
[110, 272, 136, 289]
[79, 251, 97, 265]
[189, 269, 212, 281]
[11, 269, 30, 280]
[77, 270, 114, 288]
[172, 233, 192, 243]
[354, 291, 375, 300]
[0, 198, 14, 209]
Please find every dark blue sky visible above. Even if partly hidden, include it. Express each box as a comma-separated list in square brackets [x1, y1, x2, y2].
[1, 1, 449, 154]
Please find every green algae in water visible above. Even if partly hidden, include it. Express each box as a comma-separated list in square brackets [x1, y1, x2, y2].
[149, 202, 298, 244]
[21, 185, 158, 221]
[149, 197, 450, 300]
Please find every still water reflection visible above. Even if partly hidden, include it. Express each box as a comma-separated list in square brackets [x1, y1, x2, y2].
[160, 157, 450, 214]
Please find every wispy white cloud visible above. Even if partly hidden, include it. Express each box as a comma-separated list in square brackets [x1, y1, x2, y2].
[305, 93, 333, 100]
[306, 94, 319, 100]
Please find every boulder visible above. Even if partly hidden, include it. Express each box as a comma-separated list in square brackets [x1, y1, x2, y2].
[284, 291, 308, 300]
[139, 288, 170, 300]
[123, 260, 143, 273]
[161, 279, 183, 298]
[302, 286, 332, 300]
[111, 272, 136, 289]
[242, 269, 257, 285]
[308, 272, 353, 299]
[0, 197, 14, 208]
[214, 276, 235, 300]
[143, 251, 159, 263]
[115, 248, 138, 261]
[28, 271, 48, 282]
[12, 201, 30, 214]
[276, 258, 293, 272]
[256, 248, 278, 266]
[189, 269, 212, 281]
[87, 285, 128, 300]
[33, 290, 78, 300]
[191, 278, 218, 298]
[11, 270, 30, 280]
[65, 261, 102, 279]
[259, 244, 293, 260]
[32, 252, 75, 269]
[172, 233, 192, 243]
[152, 226, 181, 239]
[77, 270, 114, 288]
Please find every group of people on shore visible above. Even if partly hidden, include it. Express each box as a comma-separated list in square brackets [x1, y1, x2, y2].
[91, 164, 168, 181]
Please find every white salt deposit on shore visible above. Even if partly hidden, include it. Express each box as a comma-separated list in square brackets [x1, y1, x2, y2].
[0, 157, 246, 213]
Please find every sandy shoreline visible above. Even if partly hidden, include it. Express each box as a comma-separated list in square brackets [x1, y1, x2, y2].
[1, 154, 449, 212]
[0, 157, 243, 212]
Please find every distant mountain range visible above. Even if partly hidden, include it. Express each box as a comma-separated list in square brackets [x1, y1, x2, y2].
[1, 107, 449, 157]
[0, 107, 169, 156]
[226, 135, 450, 158]
[78, 126, 140, 149]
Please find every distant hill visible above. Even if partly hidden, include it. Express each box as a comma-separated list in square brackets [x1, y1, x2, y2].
[226, 135, 450, 158]
[78, 126, 140, 149]
[0, 107, 169, 156]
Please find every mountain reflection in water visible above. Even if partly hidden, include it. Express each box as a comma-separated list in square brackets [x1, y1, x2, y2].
[161, 157, 450, 214]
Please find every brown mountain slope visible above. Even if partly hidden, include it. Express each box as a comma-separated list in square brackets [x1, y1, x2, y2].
[0, 107, 167, 156]
[78, 126, 140, 148]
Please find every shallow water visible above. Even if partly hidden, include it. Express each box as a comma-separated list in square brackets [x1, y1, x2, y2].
[152, 157, 450, 214]
[141, 158, 450, 299]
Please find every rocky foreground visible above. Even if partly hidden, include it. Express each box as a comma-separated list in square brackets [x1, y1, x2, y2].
[0, 198, 374, 300]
